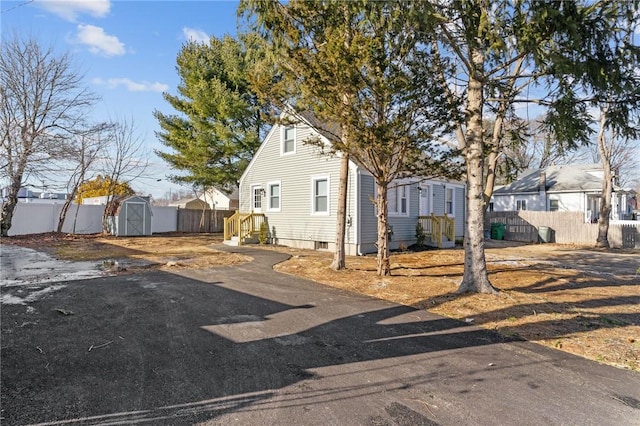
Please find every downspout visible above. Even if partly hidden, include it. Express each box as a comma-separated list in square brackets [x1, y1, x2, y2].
[356, 168, 363, 256]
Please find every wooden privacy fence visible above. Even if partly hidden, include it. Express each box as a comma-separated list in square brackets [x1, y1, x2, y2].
[177, 209, 234, 233]
[485, 211, 640, 249]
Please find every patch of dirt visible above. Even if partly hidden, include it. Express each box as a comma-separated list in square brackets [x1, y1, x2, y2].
[2, 233, 638, 371]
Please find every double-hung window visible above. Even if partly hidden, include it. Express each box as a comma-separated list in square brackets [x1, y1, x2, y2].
[268, 181, 281, 211]
[549, 199, 559, 211]
[387, 181, 409, 216]
[516, 199, 527, 211]
[445, 187, 454, 215]
[282, 126, 295, 155]
[312, 176, 329, 215]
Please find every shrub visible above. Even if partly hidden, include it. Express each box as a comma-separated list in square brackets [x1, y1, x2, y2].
[415, 222, 426, 247]
[258, 221, 268, 244]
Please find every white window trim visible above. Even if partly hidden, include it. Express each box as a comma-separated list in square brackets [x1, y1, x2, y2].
[390, 182, 410, 217]
[445, 186, 455, 217]
[516, 199, 527, 211]
[251, 184, 263, 213]
[311, 175, 330, 216]
[281, 125, 296, 156]
[267, 180, 281, 212]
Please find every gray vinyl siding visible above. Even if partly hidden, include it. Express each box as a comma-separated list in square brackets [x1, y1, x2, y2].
[358, 176, 421, 247]
[358, 174, 377, 245]
[454, 187, 465, 238]
[240, 123, 357, 245]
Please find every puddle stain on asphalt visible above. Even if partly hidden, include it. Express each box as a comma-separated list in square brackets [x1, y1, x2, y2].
[1, 245, 105, 305]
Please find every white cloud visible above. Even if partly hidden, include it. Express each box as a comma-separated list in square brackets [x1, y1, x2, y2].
[93, 77, 168, 93]
[34, 0, 111, 21]
[75, 24, 125, 56]
[182, 27, 209, 44]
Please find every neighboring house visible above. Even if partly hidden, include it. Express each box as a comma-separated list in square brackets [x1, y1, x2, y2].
[1, 186, 70, 204]
[169, 197, 210, 210]
[225, 112, 465, 254]
[491, 164, 635, 222]
[202, 186, 239, 210]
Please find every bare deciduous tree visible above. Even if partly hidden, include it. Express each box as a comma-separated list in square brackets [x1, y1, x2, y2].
[57, 123, 112, 233]
[100, 118, 149, 234]
[0, 35, 98, 236]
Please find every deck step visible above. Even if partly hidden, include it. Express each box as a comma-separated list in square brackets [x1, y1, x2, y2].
[223, 236, 239, 246]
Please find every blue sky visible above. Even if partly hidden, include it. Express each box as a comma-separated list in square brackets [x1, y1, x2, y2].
[1, 0, 243, 198]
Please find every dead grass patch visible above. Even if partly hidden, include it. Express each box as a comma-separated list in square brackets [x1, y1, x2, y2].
[3, 232, 250, 271]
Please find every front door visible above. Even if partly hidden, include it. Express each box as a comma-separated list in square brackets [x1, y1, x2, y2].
[419, 184, 431, 216]
[251, 185, 262, 213]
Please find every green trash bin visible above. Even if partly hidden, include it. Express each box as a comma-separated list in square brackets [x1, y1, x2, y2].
[538, 226, 551, 243]
[490, 222, 506, 240]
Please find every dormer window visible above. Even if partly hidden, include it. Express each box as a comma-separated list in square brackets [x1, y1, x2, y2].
[282, 126, 295, 155]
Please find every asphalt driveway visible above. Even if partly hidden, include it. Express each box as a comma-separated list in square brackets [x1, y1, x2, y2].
[1, 245, 639, 425]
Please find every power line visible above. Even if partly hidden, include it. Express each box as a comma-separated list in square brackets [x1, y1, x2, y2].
[1, 0, 34, 15]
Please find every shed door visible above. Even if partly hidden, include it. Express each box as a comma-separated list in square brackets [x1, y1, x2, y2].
[125, 202, 145, 236]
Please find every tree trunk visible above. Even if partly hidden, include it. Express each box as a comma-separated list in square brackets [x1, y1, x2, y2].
[596, 109, 612, 248]
[57, 187, 80, 233]
[0, 176, 22, 237]
[102, 194, 113, 235]
[483, 115, 505, 211]
[330, 152, 349, 270]
[57, 198, 72, 233]
[457, 49, 498, 294]
[376, 181, 391, 276]
[483, 57, 523, 211]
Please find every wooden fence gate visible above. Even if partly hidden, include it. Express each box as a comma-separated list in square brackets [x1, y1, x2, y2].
[621, 224, 638, 249]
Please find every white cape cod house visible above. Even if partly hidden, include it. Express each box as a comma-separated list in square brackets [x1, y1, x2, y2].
[224, 113, 465, 254]
[491, 164, 635, 222]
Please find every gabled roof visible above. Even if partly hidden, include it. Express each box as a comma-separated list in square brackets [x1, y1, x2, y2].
[494, 164, 614, 195]
[296, 110, 341, 143]
[209, 185, 239, 199]
[240, 110, 343, 185]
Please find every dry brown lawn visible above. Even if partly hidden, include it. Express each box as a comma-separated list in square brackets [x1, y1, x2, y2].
[3, 233, 638, 371]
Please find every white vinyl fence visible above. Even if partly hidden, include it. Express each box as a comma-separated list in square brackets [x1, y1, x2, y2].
[1, 203, 179, 236]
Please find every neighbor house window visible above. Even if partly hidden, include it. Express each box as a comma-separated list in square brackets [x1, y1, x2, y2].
[282, 126, 295, 154]
[516, 199, 527, 211]
[549, 199, 559, 212]
[312, 176, 329, 214]
[445, 187, 454, 215]
[268, 181, 280, 211]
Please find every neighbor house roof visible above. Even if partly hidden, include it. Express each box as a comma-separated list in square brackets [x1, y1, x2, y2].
[494, 164, 615, 195]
